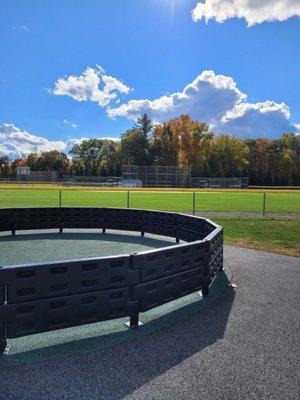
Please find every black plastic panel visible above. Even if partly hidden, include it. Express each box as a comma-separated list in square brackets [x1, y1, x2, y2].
[4, 288, 133, 338]
[143, 222, 176, 237]
[3, 255, 138, 303]
[143, 210, 176, 226]
[104, 208, 142, 221]
[103, 209, 142, 231]
[132, 241, 209, 283]
[13, 208, 61, 219]
[104, 219, 142, 232]
[14, 218, 61, 231]
[209, 229, 223, 256]
[0, 207, 13, 232]
[60, 207, 103, 229]
[176, 227, 201, 242]
[0, 208, 13, 219]
[60, 208, 103, 219]
[0, 285, 4, 305]
[0, 321, 5, 349]
[208, 245, 223, 276]
[62, 218, 102, 229]
[132, 267, 208, 311]
[176, 214, 214, 239]
[0, 219, 13, 232]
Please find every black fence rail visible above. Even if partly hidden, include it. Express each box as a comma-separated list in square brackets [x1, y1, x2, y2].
[0, 207, 223, 355]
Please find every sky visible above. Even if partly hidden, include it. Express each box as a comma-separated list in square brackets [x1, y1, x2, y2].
[0, 0, 299, 158]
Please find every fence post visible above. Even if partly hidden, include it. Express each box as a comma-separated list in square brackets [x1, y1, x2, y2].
[0, 321, 7, 356]
[262, 192, 266, 216]
[192, 192, 196, 215]
[59, 190, 62, 207]
[127, 191, 130, 209]
[12, 208, 16, 235]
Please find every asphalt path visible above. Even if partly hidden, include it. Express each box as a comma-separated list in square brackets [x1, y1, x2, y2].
[0, 246, 299, 400]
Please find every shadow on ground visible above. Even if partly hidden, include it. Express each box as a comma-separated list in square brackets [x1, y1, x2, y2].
[0, 281, 235, 400]
[1, 246, 299, 400]
[0, 267, 233, 367]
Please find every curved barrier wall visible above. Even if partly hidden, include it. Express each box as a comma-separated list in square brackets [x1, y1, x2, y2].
[0, 208, 223, 355]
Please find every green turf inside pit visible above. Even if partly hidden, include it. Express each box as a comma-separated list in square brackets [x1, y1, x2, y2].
[0, 230, 175, 265]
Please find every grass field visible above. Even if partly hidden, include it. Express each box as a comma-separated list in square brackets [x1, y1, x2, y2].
[216, 217, 300, 257]
[0, 187, 299, 213]
[0, 186, 299, 256]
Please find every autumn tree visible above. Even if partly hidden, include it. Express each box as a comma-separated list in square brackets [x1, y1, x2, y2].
[246, 139, 272, 185]
[194, 131, 215, 176]
[152, 122, 180, 165]
[0, 156, 10, 177]
[270, 133, 300, 185]
[173, 115, 210, 167]
[208, 135, 249, 177]
[10, 158, 26, 175]
[26, 153, 40, 171]
[70, 139, 118, 176]
[35, 150, 70, 178]
[120, 128, 151, 165]
[152, 115, 210, 169]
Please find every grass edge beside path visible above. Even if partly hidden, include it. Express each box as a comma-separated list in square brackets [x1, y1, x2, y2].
[216, 217, 300, 258]
[224, 239, 298, 257]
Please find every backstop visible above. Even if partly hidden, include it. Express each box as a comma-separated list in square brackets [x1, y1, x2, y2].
[122, 165, 192, 188]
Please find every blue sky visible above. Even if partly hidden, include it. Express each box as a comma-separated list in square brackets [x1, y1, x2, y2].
[0, 0, 299, 157]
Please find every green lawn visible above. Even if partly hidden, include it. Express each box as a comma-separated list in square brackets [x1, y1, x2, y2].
[0, 189, 299, 213]
[0, 188, 299, 256]
[216, 217, 300, 257]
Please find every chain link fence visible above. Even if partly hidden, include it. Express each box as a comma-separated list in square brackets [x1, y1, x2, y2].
[0, 189, 299, 217]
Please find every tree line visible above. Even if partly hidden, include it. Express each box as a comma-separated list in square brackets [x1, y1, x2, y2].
[0, 114, 299, 185]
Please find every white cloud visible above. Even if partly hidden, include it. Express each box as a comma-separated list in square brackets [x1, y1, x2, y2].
[102, 75, 132, 95]
[192, 0, 300, 26]
[220, 101, 293, 137]
[0, 123, 86, 158]
[108, 71, 246, 124]
[99, 137, 120, 142]
[0, 123, 120, 159]
[63, 119, 78, 128]
[107, 70, 297, 138]
[51, 66, 131, 107]
[20, 25, 29, 32]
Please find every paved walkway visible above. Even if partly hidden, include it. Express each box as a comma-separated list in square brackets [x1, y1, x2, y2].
[0, 246, 299, 400]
